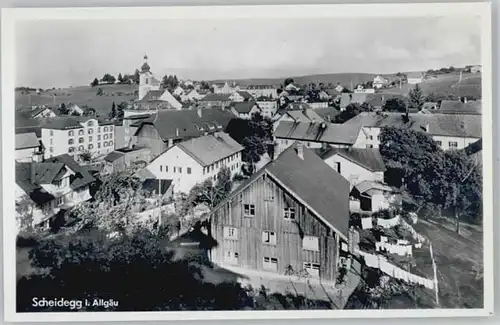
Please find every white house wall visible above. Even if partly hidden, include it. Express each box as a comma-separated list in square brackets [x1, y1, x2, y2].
[323, 154, 383, 187]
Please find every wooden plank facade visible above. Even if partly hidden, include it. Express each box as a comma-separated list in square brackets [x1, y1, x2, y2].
[210, 172, 341, 282]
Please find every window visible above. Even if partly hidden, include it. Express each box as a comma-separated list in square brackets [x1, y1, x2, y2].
[49, 130, 53, 136]
[49, 147, 53, 153]
[68, 147, 75, 153]
[449, 141, 458, 148]
[88, 121, 94, 126]
[98, 127, 101, 133]
[160, 165, 163, 172]
[78, 145, 84, 151]
[103, 142, 107, 148]
[88, 128, 93, 134]
[366, 144, 374, 149]
[53, 179, 62, 188]
[109, 141, 113, 147]
[89, 144, 94, 150]
[165, 165, 168, 172]
[78, 137, 84, 144]
[78, 129, 84, 136]
[303, 236, 319, 251]
[211, 165, 214, 172]
[334, 162, 341, 173]
[55, 196, 64, 206]
[68, 139, 74, 145]
[368, 135, 373, 140]
[68, 130, 74, 136]
[98, 135, 101, 141]
[377, 135, 381, 141]
[110, 126, 113, 131]
[216, 161, 220, 168]
[436, 140, 442, 147]
[224, 251, 239, 265]
[104, 127, 108, 132]
[97, 143, 101, 148]
[244, 204, 255, 217]
[223, 227, 238, 240]
[104, 134, 108, 140]
[89, 136, 93, 142]
[173, 167, 176, 173]
[284, 207, 295, 220]
[187, 167, 192, 174]
[203, 167, 206, 175]
[178, 167, 182, 173]
[303, 262, 320, 278]
[263, 257, 278, 271]
[262, 231, 277, 245]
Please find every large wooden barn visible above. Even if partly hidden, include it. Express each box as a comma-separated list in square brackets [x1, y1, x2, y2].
[209, 142, 350, 282]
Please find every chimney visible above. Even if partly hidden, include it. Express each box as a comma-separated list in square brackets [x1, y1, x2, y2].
[296, 142, 304, 160]
[197, 106, 202, 118]
[463, 97, 468, 104]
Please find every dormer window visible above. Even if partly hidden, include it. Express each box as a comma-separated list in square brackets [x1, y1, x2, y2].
[78, 129, 84, 136]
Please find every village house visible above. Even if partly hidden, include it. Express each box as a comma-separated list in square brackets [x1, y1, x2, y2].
[173, 85, 185, 97]
[406, 72, 424, 84]
[334, 84, 345, 93]
[145, 132, 243, 194]
[230, 90, 254, 102]
[274, 121, 361, 156]
[181, 89, 207, 102]
[213, 81, 239, 94]
[318, 90, 330, 101]
[137, 54, 162, 100]
[422, 102, 439, 111]
[28, 105, 57, 119]
[15, 154, 95, 231]
[354, 85, 375, 94]
[132, 107, 235, 159]
[316, 147, 386, 188]
[229, 101, 262, 119]
[350, 181, 402, 213]
[15, 132, 43, 162]
[244, 85, 278, 99]
[345, 112, 482, 150]
[339, 93, 369, 110]
[273, 107, 325, 132]
[373, 75, 389, 89]
[209, 143, 351, 281]
[114, 114, 151, 150]
[41, 116, 116, 160]
[67, 103, 84, 116]
[199, 93, 232, 109]
[102, 146, 151, 174]
[256, 98, 278, 118]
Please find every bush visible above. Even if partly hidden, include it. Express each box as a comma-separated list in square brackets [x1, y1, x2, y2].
[232, 173, 247, 182]
[16, 235, 40, 248]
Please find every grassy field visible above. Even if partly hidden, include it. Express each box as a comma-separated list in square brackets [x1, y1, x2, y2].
[412, 218, 483, 309]
[379, 72, 482, 99]
[16, 84, 137, 117]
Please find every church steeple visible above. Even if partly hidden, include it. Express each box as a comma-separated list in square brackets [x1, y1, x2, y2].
[141, 53, 151, 73]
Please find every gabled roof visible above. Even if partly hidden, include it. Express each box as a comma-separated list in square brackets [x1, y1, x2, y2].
[231, 101, 260, 114]
[139, 90, 165, 101]
[235, 91, 254, 100]
[30, 106, 54, 118]
[313, 106, 340, 122]
[275, 121, 361, 145]
[213, 144, 350, 239]
[104, 151, 125, 163]
[340, 93, 369, 108]
[354, 180, 397, 195]
[422, 102, 438, 110]
[201, 93, 232, 101]
[406, 72, 424, 79]
[15, 132, 40, 150]
[45, 154, 96, 189]
[344, 112, 482, 138]
[283, 109, 325, 123]
[133, 108, 235, 142]
[318, 147, 386, 172]
[175, 132, 244, 167]
[41, 116, 112, 130]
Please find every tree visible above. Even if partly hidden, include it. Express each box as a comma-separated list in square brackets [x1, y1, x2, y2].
[383, 98, 407, 113]
[133, 69, 140, 84]
[118, 73, 124, 84]
[408, 84, 424, 109]
[284, 78, 294, 87]
[16, 195, 39, 235]
[101, 73, 116, 84]
[96, 88, 104, 96]
[90, 78, 99, 87]
[116, 101, 127, 119]
[79, 150, 93, 163]
[242, 136, 267, 169]
[379, 127, 482, 228]
[58, 103, 69, 115]
[109, 102, 117, 119]
[335, 103, 369, 123]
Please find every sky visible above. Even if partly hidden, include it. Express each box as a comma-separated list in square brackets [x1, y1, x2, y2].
[15, 16, 481, 88]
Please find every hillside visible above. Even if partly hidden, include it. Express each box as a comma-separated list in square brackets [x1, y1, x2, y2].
[16, 84, 137, 117]
[379, 72, 482, 99]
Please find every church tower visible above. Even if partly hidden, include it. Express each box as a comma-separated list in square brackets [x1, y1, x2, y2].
[139, 54, 153, 100]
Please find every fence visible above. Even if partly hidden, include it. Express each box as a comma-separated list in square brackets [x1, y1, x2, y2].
[356, 249, 435, 290]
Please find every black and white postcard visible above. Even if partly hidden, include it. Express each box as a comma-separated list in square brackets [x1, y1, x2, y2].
[1, 2, 494, 322]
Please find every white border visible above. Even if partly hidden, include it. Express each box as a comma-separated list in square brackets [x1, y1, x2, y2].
[1, 2, 494, 322]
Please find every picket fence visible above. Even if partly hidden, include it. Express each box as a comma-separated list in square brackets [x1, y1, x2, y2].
[357, 249, 435, 290]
